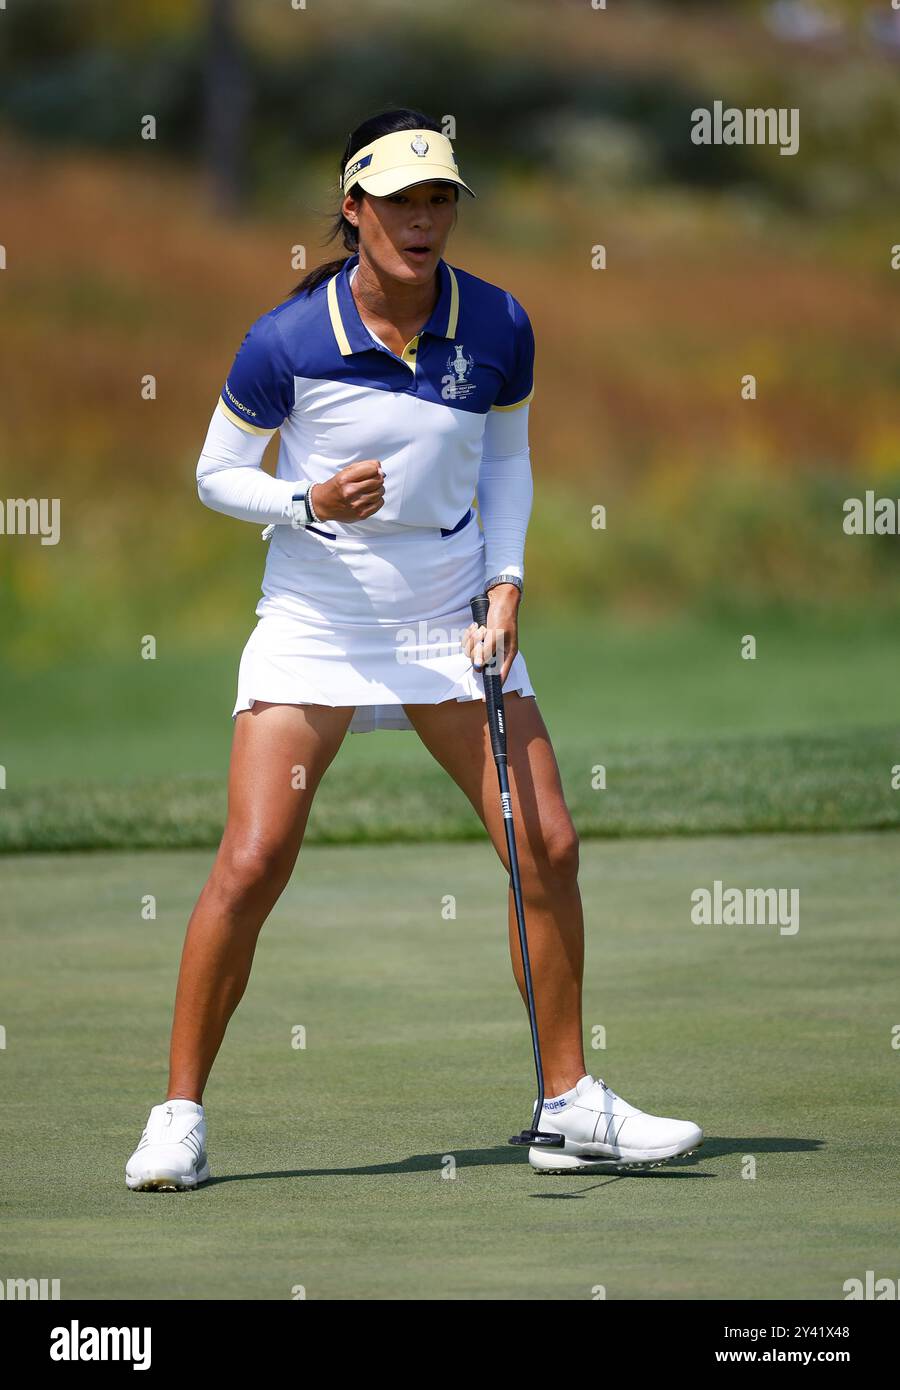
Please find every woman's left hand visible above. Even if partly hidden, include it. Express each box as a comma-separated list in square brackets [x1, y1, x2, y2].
[462, 585, 520, 686]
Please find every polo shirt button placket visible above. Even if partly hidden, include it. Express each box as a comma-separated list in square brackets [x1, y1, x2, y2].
[406, 335, 420, 393]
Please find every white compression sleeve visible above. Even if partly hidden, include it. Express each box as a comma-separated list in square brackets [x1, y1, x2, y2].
[196, 405, 298, 526]
[476, 404, 533, 585]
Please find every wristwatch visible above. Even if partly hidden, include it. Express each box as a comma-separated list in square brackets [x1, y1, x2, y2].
[485, 572, 523, 595]
[290, 484, 322, 528]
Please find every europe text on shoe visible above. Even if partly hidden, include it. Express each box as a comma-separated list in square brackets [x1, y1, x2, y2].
[125, 1099, 210, 1192]
[528, 1075, 703, 1173]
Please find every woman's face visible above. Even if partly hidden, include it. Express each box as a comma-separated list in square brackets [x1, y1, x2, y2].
[344, 180, 458, 284]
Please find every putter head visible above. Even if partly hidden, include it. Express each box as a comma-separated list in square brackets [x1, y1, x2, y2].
[509, 1129, 566, 1148]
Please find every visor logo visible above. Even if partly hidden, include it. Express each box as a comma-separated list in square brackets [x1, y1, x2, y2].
[344, 152, 373, 184]
[411, 135, 429, 157]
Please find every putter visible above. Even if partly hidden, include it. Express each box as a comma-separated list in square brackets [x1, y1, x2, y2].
[469, 593, 565, 1149]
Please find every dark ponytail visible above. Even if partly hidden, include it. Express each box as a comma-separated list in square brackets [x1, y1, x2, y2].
[291, 106, 457, 297]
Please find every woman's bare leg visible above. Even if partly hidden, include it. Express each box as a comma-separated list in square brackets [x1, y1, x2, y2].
[166, 701, 355, 1103]
[402, 693, 587, 1096]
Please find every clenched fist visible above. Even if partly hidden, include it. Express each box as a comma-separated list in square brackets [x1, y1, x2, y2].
[308, 460, 385, 523]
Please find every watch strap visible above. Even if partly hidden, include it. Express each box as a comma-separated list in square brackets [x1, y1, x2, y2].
[485, 572, 524, 594]
[290, 486, 308, 526]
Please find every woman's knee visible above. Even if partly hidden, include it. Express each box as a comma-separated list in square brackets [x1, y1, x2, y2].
[546, 820, 580, 879]
[212, 833, 298, 908]
[519, 817, 580, 890]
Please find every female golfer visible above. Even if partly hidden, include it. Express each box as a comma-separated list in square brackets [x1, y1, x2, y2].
[126, 109, 702, 1189]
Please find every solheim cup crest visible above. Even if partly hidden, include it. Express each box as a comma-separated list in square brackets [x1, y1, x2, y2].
[442, 343, 476, 400]
[410, 135, 430, 157]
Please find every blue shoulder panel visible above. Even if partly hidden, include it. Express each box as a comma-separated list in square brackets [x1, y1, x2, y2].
[223, 255, 534, 419]
[221, 313, 297, 431]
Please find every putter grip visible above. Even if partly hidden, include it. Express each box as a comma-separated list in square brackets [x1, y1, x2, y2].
[469, 592, 507, 762]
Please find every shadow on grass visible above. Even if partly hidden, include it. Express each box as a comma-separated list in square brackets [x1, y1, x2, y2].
[202, 1136, 818, 1187]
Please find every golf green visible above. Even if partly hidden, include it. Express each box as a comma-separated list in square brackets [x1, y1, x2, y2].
[1, 830, 895, 1300]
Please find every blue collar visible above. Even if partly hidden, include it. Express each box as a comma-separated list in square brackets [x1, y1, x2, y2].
[326, 251, 461, 356]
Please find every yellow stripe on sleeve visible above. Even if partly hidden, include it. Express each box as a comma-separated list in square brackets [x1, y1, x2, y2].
[491, 385, 534, 412]
[217, 397, 278, 436]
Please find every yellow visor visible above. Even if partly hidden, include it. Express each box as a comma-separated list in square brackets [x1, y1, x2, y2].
[341, 128, 476, 199]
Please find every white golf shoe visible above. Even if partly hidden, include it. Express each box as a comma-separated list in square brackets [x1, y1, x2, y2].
[125, 1099, 210, 1191]
[528, 1074, 703, 1173]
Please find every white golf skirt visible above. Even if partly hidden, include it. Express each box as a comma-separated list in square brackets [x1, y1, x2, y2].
[232, 507, 536, 734]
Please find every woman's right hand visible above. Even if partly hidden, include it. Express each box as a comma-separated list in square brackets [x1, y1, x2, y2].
[309, 460, 385, 523]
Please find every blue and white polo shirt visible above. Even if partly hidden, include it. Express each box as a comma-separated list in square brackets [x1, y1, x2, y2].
[218, 251, 535, 539]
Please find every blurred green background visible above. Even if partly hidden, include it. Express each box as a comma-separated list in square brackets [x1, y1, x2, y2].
[2, 0, 899, 849]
